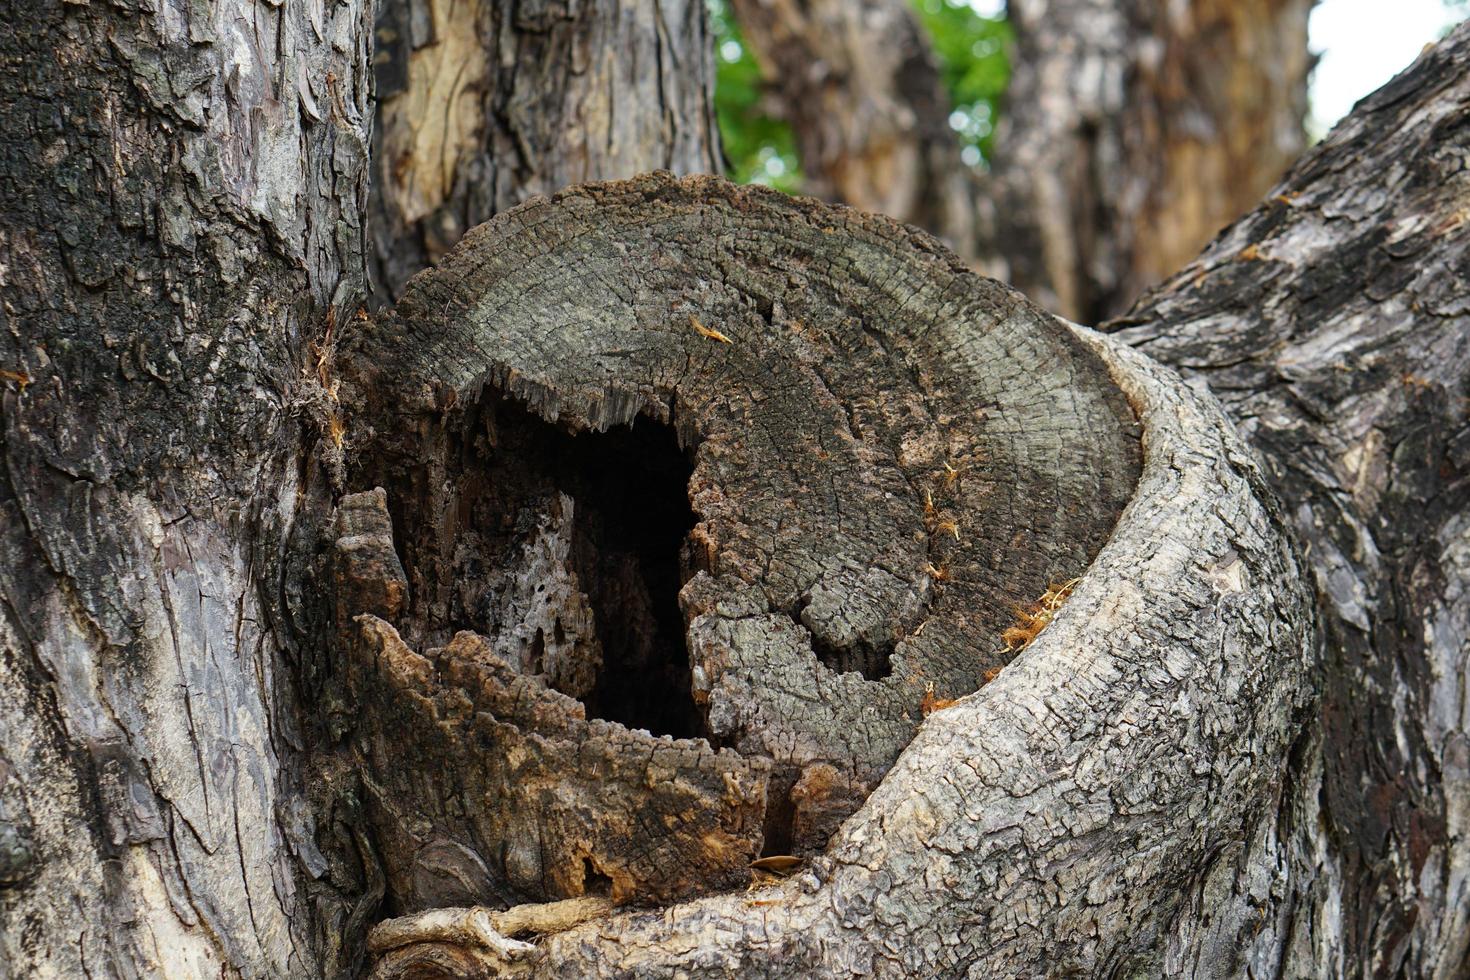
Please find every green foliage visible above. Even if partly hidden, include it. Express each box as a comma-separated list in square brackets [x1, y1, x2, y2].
[708, 0, 1012, 189]
[707, 0, 803, 191]
[912, 0, 1012, 167]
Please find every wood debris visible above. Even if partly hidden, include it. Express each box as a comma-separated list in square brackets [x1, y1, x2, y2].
[689, 314, 733, 344]
[1002, 578, 1081, 652]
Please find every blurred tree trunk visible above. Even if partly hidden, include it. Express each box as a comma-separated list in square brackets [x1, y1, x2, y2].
[726, 0, 980, 260]
[996, 0, 1313, 322]
[731, 0, 1312, 323]
[368, 0, 723, 300]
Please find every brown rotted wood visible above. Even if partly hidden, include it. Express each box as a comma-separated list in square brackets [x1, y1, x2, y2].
[336, 172, 1141, 910]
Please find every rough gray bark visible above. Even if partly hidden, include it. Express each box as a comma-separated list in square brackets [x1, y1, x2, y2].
[0, 0, 373, 976]
[1110, 24, 1470, 977]
[368, 0, 722, 301]
[727, 0, 980, 261]
[4, 3, 1465, 976]
[993, 0, 1313, 323]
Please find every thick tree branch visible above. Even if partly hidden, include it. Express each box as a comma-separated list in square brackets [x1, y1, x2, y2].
[1111, 22, 1470, 977]
[339, 174, 1312, 975]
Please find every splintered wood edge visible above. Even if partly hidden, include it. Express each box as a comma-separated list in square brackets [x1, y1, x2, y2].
[495, 324, 1316, 976]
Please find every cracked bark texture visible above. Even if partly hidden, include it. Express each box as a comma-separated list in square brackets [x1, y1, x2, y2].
[1111, 24, 1470, 978]
[336, 173, 1142, 917]
[0, 0, 374, 976]
[368, 0, 722, 302]
[3, 0, 1465, 974]
[373, 310, 1315, 977]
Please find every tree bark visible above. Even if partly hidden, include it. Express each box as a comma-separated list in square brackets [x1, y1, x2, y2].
[335, 174, 1312, 977]
[4, 3, 1467, 977]
[335, 174, 1142, 922]
[994, 0, 1313, 322]
[368, 0, 722, 301]
[731, 0, 1312, 324]
[0, 0, 373, 976]
[726, 0, 980, 261]
[1110, 24, 1470, 977]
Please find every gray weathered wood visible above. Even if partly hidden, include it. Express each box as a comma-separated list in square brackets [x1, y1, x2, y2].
[369, 316, 1314, 976]
[1111, 23, 1470, 977]
[0, 0, 374, 975]
[337, 173, 1142, 909]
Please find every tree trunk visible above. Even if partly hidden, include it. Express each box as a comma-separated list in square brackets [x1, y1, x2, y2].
[5, 3, 1468, 978]
[726, 0, 980, 261]
[351, 21, 1468, 980]
[1110, 25, 1470, 976]
[335, 174, 1143, 927]
[0, 0, 373, 975]
[994, 0, 1313, 322]
[731, 0, 1313, 324]
[368, 0, 722, 301]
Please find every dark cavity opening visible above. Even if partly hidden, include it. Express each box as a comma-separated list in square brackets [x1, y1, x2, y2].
[581, 858, 613, 897]
[488, 397, 703, 740]
[809, 635, 895, 682]
[760, 773, 797, 857]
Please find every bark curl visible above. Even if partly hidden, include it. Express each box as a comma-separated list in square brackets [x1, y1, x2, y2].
[513, 322, 1316, 978]
[339, 174, 1313, 974]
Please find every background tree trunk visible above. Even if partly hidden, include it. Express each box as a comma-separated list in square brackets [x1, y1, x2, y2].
[995, 0, 1313, 322]
[731, 0, 1313, 323]
[1110, 26, 1470, 975]
[368, 0, 722, 301]
[726, 0, 980, 261]
[0, 0, 374, 975]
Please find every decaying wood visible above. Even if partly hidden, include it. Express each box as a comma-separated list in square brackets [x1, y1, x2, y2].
[359, 306, 1313, 975]
[336, 173, 1142, 919]
[344, 614, 770, 909]
[1111, 24, 1470, 976]
[369, 0, 722, 300]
